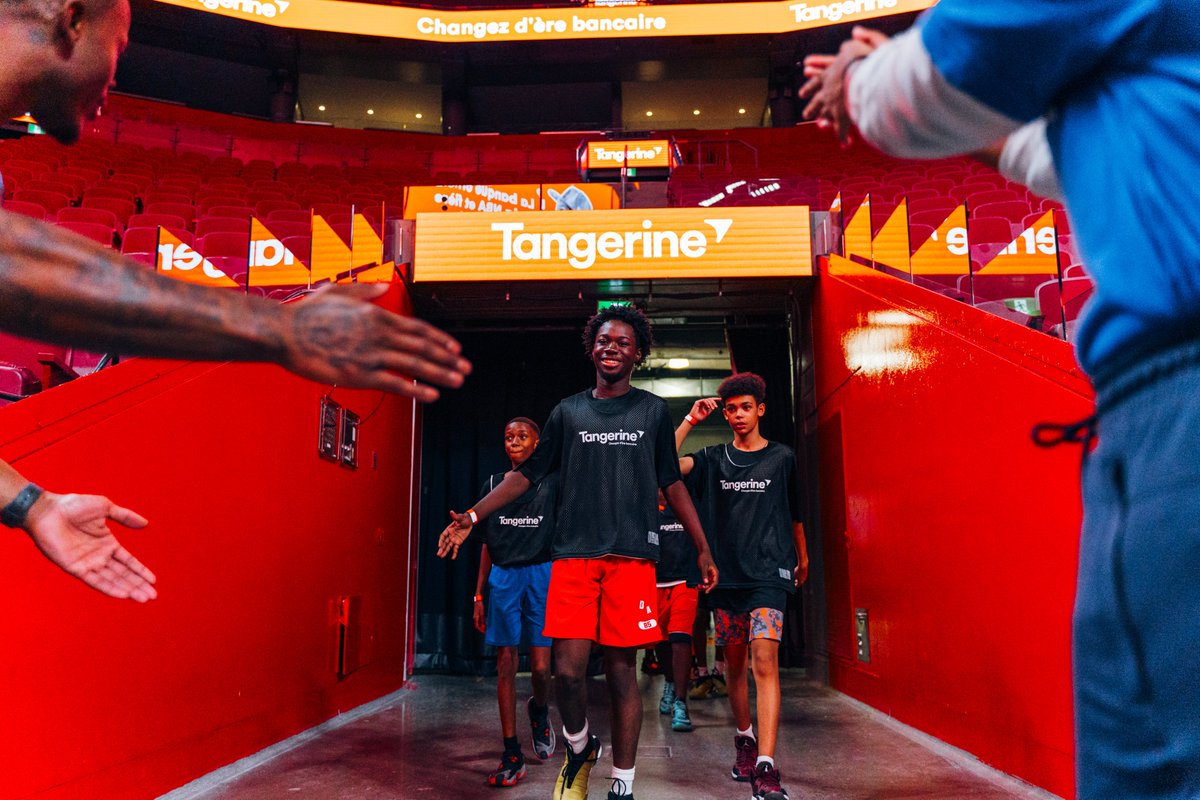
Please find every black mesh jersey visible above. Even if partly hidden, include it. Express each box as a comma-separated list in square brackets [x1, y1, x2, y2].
[519, 387, 682, 561]
[655, 504, 700, 585]
[690, 442, 801, 591]
[480, 471, 557, 567]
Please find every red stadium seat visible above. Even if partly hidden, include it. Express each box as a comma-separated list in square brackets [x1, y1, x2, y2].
[205, 204, 253, 220]
[969, 216, 1018, 244]
[143, 202, 196, 229]
[143, 190, 193, 208]
[3, 200, 46, 219]
[57, 220, 116, 247]
[973, 200, 1033, 222]
[82, 196, 137, 227]
[57, 206, 122, 233]
[266, 209, 312, 224]
[128, 212, 189, 231]
[13, 188, 71, 216]
[198, 231, 251, 259]
[261, 220, 310, 239]
[195, 217, 250, 238]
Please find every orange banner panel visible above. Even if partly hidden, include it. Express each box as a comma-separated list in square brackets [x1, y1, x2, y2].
[872, 198, 910, 272]
[350, 213, 385, 268]
[248, 218, 312, 287]
[910, 206, 970, 276]
[843, 195, 872, 263]
[150, 0, 934, 43]
[403, 184, 619, 218]
[156, 228, 240, 288]
[586, 140, 671, 169]
[352, 262, 399, 283]
[977, 210, 1059, 275]
[413, 206, 812, 282]
[310, 215, 353, 283]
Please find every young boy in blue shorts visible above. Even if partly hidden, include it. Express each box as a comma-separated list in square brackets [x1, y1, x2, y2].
[471, 417, 558, 787]
[677, 373, 809, 800]
[439, 305, 718, 800]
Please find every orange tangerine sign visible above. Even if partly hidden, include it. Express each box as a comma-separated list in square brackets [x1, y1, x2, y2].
[403, 183, 620, 217]
[413, 206, 812, 282]
[149, 0, 933, 42]
[584, 141, 672, 169]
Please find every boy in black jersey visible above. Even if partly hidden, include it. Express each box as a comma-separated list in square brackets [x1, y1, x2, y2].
[469, 417, 558, 787]
[652, 493, 700, 733]
[677, 373, 809, 800]
[438, 305, 718, 800]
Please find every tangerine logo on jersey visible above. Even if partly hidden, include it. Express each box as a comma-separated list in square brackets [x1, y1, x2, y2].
[660, 521, 684, 533]
[720, 478, 771, 492]
[586, 140, 670, 168]
[579, 429, 644, 445]
[497, 515, 545, 527]
[413, 207, 813, 281]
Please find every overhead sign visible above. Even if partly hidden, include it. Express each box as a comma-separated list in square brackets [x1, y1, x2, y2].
[584, 140, 672, 170]
[413, 206, 812, 282]
[403, 183, 620, 218]
[151, 0, 933, 42]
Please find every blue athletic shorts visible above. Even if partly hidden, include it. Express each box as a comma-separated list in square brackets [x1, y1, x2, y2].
[486, 561, 552, 648]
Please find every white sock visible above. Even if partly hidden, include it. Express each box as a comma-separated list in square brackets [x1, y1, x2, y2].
[713, 660, 725, 675]
[737, 725, 755, 740]
[756, 755, 775, 767]
[564, 721, 590, 754]
[611, 766, 635, 796]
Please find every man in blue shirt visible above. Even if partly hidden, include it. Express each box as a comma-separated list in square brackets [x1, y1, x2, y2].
[801, 3, 1200, 797]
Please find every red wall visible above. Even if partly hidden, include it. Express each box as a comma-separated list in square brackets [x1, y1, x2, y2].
[0, 286, 421, 799]
[811, 256, 1093, 798]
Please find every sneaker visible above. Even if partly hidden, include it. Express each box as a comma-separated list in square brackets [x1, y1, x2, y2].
[658, 682, 676, 715]
[608, 776, 634, 799]
[529, 697, 556, 760]
[670, 699, 693, 732]
[751, 761, 790, 800]
[709, 672, 728, 698]
[731, 734, 758, 782]
[488, 751, 527, 788]
[687, 675, 714, 700]
[553, 734, 601, 800]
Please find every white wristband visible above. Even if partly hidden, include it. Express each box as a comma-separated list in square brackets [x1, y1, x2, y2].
[684, 414, 696, 425]
[467, 509, 478, 525]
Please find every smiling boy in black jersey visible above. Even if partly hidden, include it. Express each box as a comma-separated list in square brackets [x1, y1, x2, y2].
[677, 373, 809, 800]
[438, 305, 718, 800]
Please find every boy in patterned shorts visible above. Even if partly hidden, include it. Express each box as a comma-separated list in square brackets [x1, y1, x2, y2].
[677, 373, 809, 800]
[440, 305, 718, 800]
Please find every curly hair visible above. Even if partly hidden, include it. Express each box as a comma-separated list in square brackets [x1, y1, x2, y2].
[718, 372, 767, 405]
[581, 304, 653, 365]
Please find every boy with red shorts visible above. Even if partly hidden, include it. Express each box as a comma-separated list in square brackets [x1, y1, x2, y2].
[677, 373, 808, 800]
[439, 305, 717, 800]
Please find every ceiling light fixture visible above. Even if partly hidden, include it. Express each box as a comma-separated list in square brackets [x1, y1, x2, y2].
[415, 113, 423, 119]
[693, 109, 700, 116]
[367, 108, 374, 115]
[738, 108, 746, 114]
[645, 110, 653, 117]
[318, 105, 326, 111]
[667, 358, 690, 369]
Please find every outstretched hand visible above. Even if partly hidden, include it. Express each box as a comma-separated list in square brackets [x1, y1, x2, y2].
[799, 26, 890, 144]
[436, 511, 474, 559]
[23, 493, 157, 602]
[282, 283, 472, 403]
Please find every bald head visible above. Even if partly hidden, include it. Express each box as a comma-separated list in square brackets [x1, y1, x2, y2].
[1, 0, 129, 143]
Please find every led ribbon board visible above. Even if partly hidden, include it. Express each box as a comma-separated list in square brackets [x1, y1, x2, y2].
[413, 206, 812, 281]
[152, 0, 934, 42]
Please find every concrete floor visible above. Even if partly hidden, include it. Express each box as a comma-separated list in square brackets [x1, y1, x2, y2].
[164, 670, 1060, 800]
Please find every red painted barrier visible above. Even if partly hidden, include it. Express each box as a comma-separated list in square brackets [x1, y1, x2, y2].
[0, 285, 421, 799]
[812, 256, 1093, 798]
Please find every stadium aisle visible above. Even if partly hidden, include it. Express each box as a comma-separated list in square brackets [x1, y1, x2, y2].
[165, 670, 1059, 800]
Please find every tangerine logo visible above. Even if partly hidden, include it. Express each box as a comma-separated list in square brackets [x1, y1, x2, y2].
[492, 218, 733, 270]
[789, 0, 896, 23]
[198, 0, 289, 18]
[593, 145, 663, 163]
[249, 239, 298, 268]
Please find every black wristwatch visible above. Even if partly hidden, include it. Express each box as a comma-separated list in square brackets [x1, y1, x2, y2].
[1, 483, 44, 528]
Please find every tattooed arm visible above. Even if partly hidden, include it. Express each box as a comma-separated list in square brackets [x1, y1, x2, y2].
[0, 212, 471, 401]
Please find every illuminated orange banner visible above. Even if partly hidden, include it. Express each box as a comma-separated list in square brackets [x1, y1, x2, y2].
[585, 141, 672, 170]
[413, 206, 812, 282]
[149, 0, 933, 42]
[843, 195, 872, 263]
[156, 228, 240, 288]
[977, 210, 1059, 275]
[248, 219, 311, 287]
[872, 198, 909, 272]
[910, 206, 970, 275]
[403, 183, 620, 218]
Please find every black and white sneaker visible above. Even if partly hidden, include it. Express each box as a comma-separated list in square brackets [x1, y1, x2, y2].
[528, 696, 556, 760]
